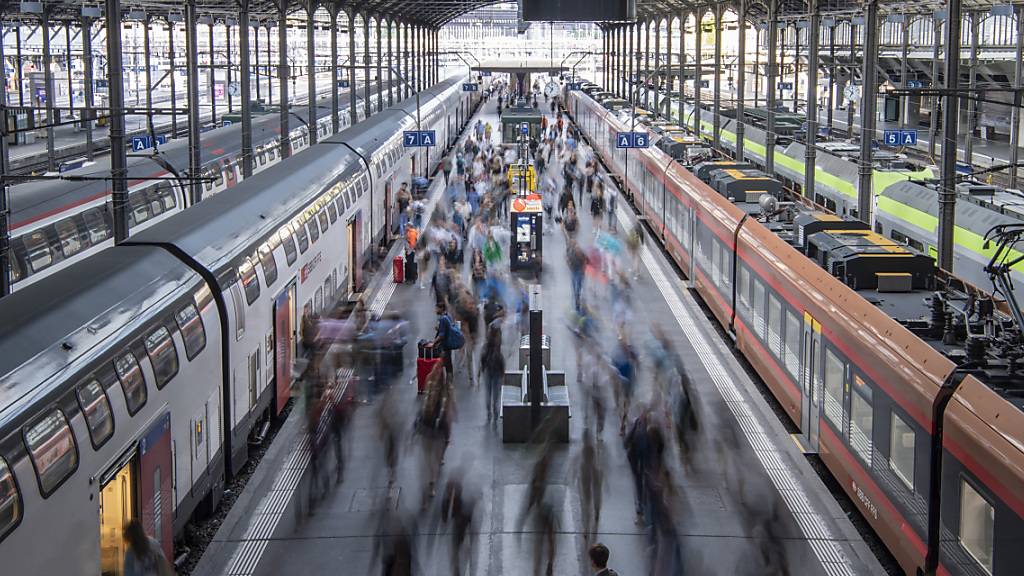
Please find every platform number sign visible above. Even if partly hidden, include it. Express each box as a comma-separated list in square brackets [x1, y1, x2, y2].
[403, 130, 437, 147]
[462, 82, 479, 92]
[883, 129, 917, 146]
[568, 82, 582, 90]
[616, 132, 650, 149]
[338, 79, 350, 89]
[520, 122, 530, 135]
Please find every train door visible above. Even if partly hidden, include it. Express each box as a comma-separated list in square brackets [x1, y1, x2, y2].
[273, 281, 297, 417]
[138, 413, 173, 561]
[99, 457, 135, 576]
[801, 313, 823, 451]
[384, 182, 393, 237]
[347, 213, 362, 294]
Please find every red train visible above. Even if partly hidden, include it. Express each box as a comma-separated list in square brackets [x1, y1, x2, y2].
[567, 87, 1024, 576]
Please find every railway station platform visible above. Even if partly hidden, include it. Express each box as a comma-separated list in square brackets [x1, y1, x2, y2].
[190, 97, 885, 576]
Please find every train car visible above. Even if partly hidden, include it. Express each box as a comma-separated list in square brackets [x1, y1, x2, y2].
[0, 75, 478, 574]
[569, 84, 1024, 576]
[6, 81, 400, 292]
[0, 247, 221, 575]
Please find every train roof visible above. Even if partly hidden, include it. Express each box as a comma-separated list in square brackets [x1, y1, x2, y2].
[879, 180, 1024, 231]
[0, 246, 199, 426]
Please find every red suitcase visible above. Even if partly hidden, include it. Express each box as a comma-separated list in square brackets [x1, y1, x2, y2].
[392, 255, 405, 284]
[416, 358, 441, 393]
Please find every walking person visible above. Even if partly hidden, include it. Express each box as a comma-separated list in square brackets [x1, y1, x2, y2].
[605, 182, 618, 231]
[432, 301, 463, 382]
[588, 543, 620, 576]
[442, 156, 453, 186]
[440, 469, 478, 576]
[577, 430, 604, 541]
[479, 307, 506, 424]
[122, 520, 173, 576]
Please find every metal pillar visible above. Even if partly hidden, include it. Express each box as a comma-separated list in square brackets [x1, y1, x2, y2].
[827, 21, 835, 132]
[267, 26, 273, 106]
[627, 23, 635, 106]
[694, 12, 703, 136]
[1, 26, 9, 295]
[169, 20, 178, 137]
[936, 0, 962, 274]
[363, 16, 371, 118]
[209, 21, 217, 126]
[143, 17, 156, 144]
[898, 19, 909, 132]
[737, 4, 748, 162]
[847, 22, 856, 136]
[1010, 8, 1024, 188]
[349, 11, 357, 125]
[376, 18, 383, 111]
[107, 0, 130, 241]
[964, 13, 979, 164]
[666, 19, 673, 115]
[240, 4, 253, 178]
[928, 18, 941, 158]
[676, 17, 683, 123]
[42, 13, 56, 172]
[653, 20, 661, 117]
[185, 0, 202, 204]
[306, 4, 317, 145]
[753, 26, 760, 109]
[778, 24, 786, 111]
[254, 23, 260, 104]
[279, 6, 291, 158]
[65, 25, 73, 118]
[804, 0, 820, 200]
[713, 8, 722, 147]
[387, 19, 394, 107]
[82, 17, 96, 158]
[643, 19, 651, 110]
[792, 25, 800, 112]
[15, 27, 25, 110]
[331, 9, 340, 132]
[765, 1, 778, 175]
[857, 0, 879, 224]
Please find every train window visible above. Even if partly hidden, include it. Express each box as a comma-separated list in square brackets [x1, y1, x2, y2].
[157, 184, 177, 212]
[83, 208, 111, 244]
[324, 277, 333, 308]
[6, 251, 22, 284]
[146, 187, 165, 217]
[823, 349, 845, 429]
[144, 326, 179, 389]
[327, 201, 338, 224]
[280, 227, 298, 265]
[317, 210, 330, 233]
[315, 286, 323, 314]
[738, 266, 750, 316]
[784, 310, 800, 379]
[22, 230, 53, 273]
[307, 219, 320, 244]
[0, 457, 20, 542]
[335, 197, 346, 215]
[889, 411, 915, 491]
[850, 380, 873, 465]
[295, 221, 310, 254]
[959, 479, 995, 574]
[130, 193, 152, 226]
[214, 166, 225, 187]
[257, 148, 266, 166]
[767, 295, 782, 358]
[76, 379, 114, 448]
[175, 303, 207, 360]
[115, 351, 147, 415]
[255, 245, 275, 288]
[710, 239, 720, 287]
[240, 258, 261, 305]
[203, 168, 215, 192]
[24, 410, 79, 497]
[752, 279, 765, 339]
[55, 218, 85, 258]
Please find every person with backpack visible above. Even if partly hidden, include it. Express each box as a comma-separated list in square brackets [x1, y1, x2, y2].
[432, 301, 464, 382]
[588, 543, 619, 576]
[479, 306, 505, 423]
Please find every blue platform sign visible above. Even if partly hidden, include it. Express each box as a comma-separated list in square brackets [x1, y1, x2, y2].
[338, 79, 350, 89]
[615, 132, 650, 149]
[883, 129, 918, 146]
[906, 80, 924, 89]
[567, 82, 583, 90]
[779, 81, 794, 90]
[520, 122, 530, 135]
[403, 130, 437, 147]
[462, 82, 479, 92]
[481, 70, 492, 77]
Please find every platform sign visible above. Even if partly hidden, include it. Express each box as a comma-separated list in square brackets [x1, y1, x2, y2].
[462, 82, 479, 92]
[481, 70, 492, 77]
[779, 81, 794, 90]
[403, 130, 437, 147]
[616, 132, 650, 149]
[883, 129, 917, 146]
[520, 122, 530, 135]
[567, 82, 582, 90]
[906, 80, 924, 89]
[700, 80, 710, 89]
[338, 79, 350, 89]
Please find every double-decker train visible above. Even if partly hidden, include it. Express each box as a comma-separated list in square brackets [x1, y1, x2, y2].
[0, 75, 479, 574]
[569, 84, 1024, 575]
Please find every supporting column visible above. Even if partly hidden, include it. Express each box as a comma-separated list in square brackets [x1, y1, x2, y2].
[254, 23, 260, 104]
[653, 19, 661, 117]
[765, 0, 778, 174]
[306, 4, 317, 145]
[106, 0, 130, 241]
[376, 18, 383, 111]
[349, 11, 357, 125]
[169, 20, 177, 137]
[42, 13, 56, 172]
[627, 23, 635, 105]
[827, 20, 835, 132]
[363, 16, 371, 118]
[240, 3, 253, 178]
[143, 16, 155, 143]
[929, 17, 942, 158]
[82, 16, 96, 158]
[387, 19, 394, 107]
[676, 14, 684, 124]
[185, 0, 202, 203]
[778, 24, 786, 112]
[898, 19, 909, 131]
[847, 21, 856, 136]
[266, 26, 273, 106]
[753, 25, 760, 109]
[792, 24, 800, 111]
[804, 0, 820, 200]
[226, 19, 233, 114]
[602, 28, 608, 89]
[936, 0, 962, 274]
[279, 6, 291, 158]
[643, 19, 651, 110]
[65, 25, 74, 118]
[404, 22, 411, 99]
[666, 18, 673, 116]
[964, 13, 979, 163]
[331, 9, 340, 132]
[713, 8, 722, 147]
[857, 0, 879, 224]
[736, 3, 746, 161]
[693, 12, 702, 136]
[1010, 8, 1024, 188]
[209, 20, 217, 126]
[1, 27, 9, 295]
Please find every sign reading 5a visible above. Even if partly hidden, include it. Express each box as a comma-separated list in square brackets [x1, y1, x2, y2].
[883, 129, 917, 147]
[403, 130, 437, 147]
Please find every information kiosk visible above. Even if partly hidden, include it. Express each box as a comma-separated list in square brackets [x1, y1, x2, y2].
[510, 195, 543, 271]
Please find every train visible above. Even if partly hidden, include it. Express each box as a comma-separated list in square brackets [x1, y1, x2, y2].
[6, 80, 400, 292]
[568, 83, 1024, 576]
[0, 75, 480, 575]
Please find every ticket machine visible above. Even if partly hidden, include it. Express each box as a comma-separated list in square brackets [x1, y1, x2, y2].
[510, 195, 543, 272]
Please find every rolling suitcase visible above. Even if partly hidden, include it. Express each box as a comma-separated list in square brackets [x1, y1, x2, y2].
[416, 339, 441, 393]
[392, 255, 405, 284]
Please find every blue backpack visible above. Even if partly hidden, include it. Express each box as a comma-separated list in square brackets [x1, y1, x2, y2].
[444, 315, 466, 350]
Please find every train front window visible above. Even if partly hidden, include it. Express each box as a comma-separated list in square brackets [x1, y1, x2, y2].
[24, 410, 79, 497]
[144, 326, 179, 388]
[959, 480, 995, 574]
[22, 230, 53, 272]
[76, 379, 114, 448]
[0, 457, 21, 542]
[175, 303, 207, 360]
[114, 352, 147, 415]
